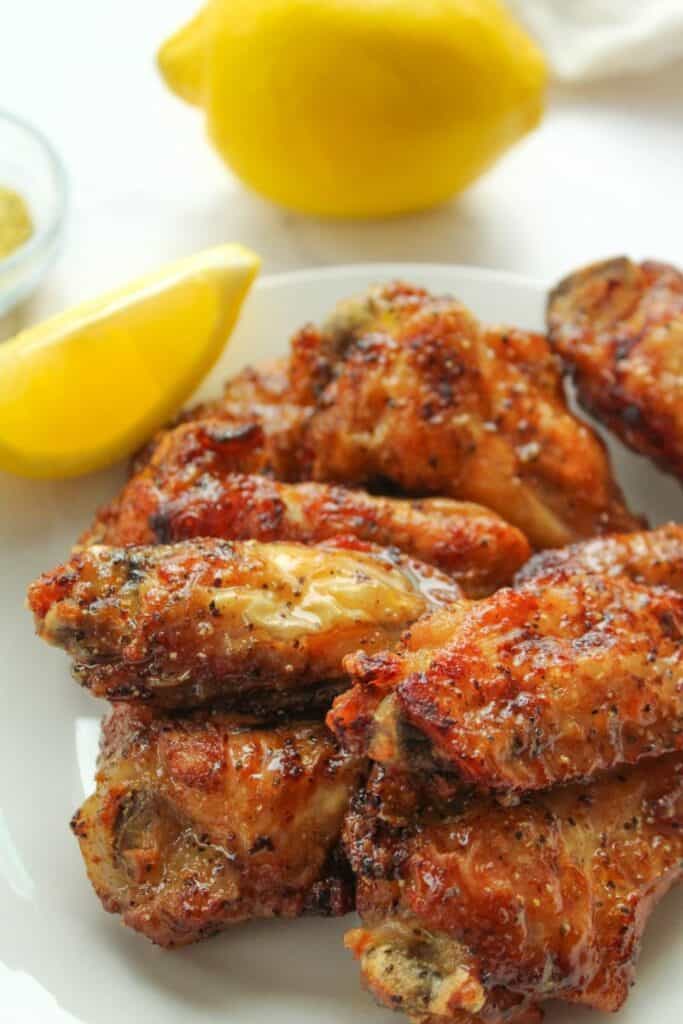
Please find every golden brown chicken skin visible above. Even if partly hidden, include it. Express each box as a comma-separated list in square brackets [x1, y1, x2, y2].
[71, 704, 363, 948]
[192, 359, 309, 481]
[344, 754, 683, 1024]
[516, 521, 683, 591]
[29, 537, 461, 708]
[86, 419, 292, 544]
[133, 359, 307, 479]
[548, 257, 683, 480]
[291, 282, 639, 549]
[329, 572, 683, 791]
[83, 419, 530, 597]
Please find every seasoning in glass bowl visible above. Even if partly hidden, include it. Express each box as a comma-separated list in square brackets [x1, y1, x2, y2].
[0, 186, 33, 259]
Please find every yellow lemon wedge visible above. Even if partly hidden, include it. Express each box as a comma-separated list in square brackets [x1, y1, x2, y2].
[0, 243, 259, 478]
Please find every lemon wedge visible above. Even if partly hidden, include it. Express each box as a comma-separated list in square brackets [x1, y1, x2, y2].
[0, 243, 259, 478]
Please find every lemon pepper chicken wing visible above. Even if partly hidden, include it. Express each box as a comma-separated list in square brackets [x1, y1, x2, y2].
[329, 572, 683, 791]
[29, 537, 461, 708]
[344, 755, 683, 1024]
[516, 521, 683, 591]
[82, 417, 530, 596]
[291, 282, 640, 549]
[71, 704, 362, 948]
[548, 257, 683, 480]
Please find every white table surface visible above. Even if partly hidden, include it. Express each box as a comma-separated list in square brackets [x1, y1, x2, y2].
[1, 0, 682, 330]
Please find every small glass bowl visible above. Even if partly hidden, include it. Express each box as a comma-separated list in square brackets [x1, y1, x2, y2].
[0, 110, 68, 316]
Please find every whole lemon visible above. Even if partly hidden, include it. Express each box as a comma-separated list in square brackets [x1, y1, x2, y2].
[158, 0, 547, 219]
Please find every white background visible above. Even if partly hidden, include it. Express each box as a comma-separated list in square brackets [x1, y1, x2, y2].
[0, 0, 682, 323]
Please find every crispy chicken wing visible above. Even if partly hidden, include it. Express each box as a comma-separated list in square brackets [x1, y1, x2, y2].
[71, 704, 362, 947]
[329, 572, 683, 791]
[82, 418, 529, 596]
[517, 521, 683, 591]
[548, 257, 683, 479]
[292, 282, 639, 548]
[344, 754, 683, 1024]
[29, 537, 460, 708]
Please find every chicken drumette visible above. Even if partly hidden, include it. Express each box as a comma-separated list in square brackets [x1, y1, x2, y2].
[72, 704, 362, 947]
[548, 257, 683, 481]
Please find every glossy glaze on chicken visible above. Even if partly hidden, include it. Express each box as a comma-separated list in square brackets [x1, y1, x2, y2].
[330, 571, 683, 790]
[345, 755, 683, 1023]
[29, 537, 461, 707]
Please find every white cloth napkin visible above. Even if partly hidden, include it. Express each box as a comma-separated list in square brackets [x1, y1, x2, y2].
[506, 0, 683, 81]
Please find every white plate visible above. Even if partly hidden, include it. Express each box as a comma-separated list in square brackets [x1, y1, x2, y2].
[1, 264, 681, 1024]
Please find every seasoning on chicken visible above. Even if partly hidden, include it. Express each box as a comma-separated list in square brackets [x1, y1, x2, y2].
[72, 704, 363, 947]
[329, 571, 683, 791]
[548, 257, 683, 480]
[516, 521, 683, 591]
[292, 282, 640, 549]
[83, 421, 530, 596]
[344, 754, 683, 1024]
[131, 358, 307, 479]
[29, 537, 461, 708]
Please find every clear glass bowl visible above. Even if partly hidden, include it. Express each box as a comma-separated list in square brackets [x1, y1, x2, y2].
[0, 110, 68, 316]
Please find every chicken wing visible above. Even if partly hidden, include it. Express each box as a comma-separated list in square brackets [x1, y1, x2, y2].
[29, 537, 461, 708]
[548, 257, 683, 480]
[516, 521, 683, 591]
[71, 704, 362, 947]
[292, 282, 640, 548]
[344, 754, 683, 1023]
[329, 571, 683, 791]
[82, 417, 530, 596]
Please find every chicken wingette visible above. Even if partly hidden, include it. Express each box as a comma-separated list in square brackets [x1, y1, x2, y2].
[329, 571, 683, 791]
[29, 537, 461, 708]
[72, 704, 362, 947]
[291, 282, 640, 548]
[548, 257, 683, 480]
[344, 755, 683, 1024]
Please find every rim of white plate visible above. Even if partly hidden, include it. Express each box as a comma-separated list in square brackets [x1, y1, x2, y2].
[251, 261, 548, 294]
